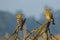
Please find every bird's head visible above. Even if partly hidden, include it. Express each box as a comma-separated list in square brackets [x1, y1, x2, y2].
[16, 13, 23, 19]
[45, 8, 51, 13]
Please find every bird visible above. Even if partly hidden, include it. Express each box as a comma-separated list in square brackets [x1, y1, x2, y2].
[45, 8, 55, 25]
[16, 13, 26, 31]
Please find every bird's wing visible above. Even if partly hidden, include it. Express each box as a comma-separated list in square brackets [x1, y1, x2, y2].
[22, 18, 26, 27]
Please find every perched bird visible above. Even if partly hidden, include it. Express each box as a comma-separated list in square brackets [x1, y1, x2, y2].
[45, 8, 55, 25]
[16, 14, 26, 31]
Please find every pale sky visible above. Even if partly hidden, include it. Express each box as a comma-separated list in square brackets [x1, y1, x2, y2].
[0, 0, 60, 20]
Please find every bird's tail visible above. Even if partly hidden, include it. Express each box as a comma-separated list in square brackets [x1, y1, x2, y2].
[51, 19, 55, 25]
[52, 21, 55, 25]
